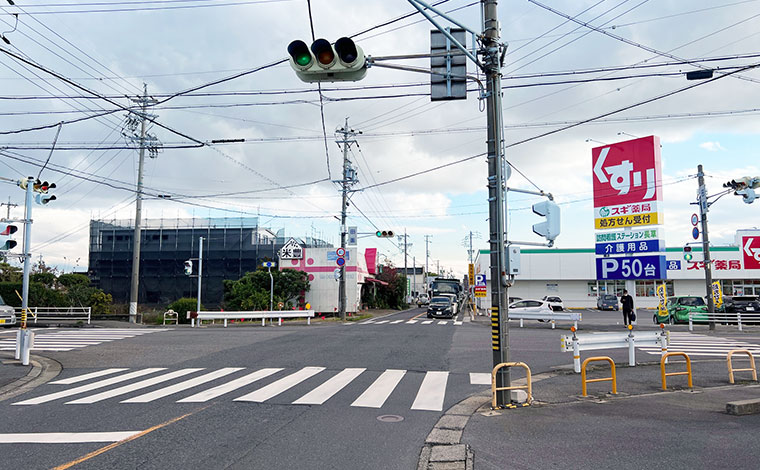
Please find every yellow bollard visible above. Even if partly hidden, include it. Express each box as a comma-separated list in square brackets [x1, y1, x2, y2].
[661, 352, 692, 390]
[727, 350, 757, 384]
[491, 362, 533, 409]
[581, 356, 617, 397]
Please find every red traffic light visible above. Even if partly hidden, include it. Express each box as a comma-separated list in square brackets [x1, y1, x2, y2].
[1, 225, 17, 236]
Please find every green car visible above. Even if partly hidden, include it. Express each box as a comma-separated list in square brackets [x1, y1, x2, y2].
[654, 296, 709, 324]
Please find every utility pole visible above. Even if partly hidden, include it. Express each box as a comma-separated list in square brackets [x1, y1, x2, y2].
[0, 197, 17, 220]
[697, 164, 716, 330]
[483, 0, 511, 405]
[398, 230, 411, 302]
[335, 118, 359, 321]
[424, 235, 432, 295]
[412, 256, 417, 297]
[196, 236, 204, 315]
[128, 84, 158, 324]
[16, 177, 34, 365]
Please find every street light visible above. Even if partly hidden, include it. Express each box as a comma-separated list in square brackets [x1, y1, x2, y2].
[617, 132, 639, 139]
[585, 138, 607, 145]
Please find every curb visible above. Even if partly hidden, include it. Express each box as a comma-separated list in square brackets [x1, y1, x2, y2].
[0, 354, 61, 402]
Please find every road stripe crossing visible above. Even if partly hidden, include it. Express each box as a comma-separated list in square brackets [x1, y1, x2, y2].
[0, 432, 141, 444]
[13, 368, 166, 405]
[356, 319, 465, 327]
[406, 320, 418, 324]
[421, 320, 433, 325]
[411, 371, 448, 411]
[177, 368, 283, 403]
[234, 367, 325, 403]
[51, 369, 129, 385]
[390, 320, 404, 324]
[121, 368, 244, 403]
[293, 368, 365, 405]
[0, 329, 169, 352]
[66, 369, 204, 404]
[14, 366, 491, 412]
[638, 332, 760, 357]
[350, 369, 406, 408]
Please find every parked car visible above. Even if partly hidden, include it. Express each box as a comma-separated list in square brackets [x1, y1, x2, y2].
[653, 296, 708, 324]
[0, 295, 16, 328]
[542, 296, 564, 312]
[508, 297, 522, 304]
[427, 296, 455, 319]
[597, 294, 619, 311]
[416, 294, 429, 307]
[719, 296, 760, 324]
[509, 299, 554, 321]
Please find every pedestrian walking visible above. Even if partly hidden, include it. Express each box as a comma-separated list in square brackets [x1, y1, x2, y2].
[620, 289, 635, 326]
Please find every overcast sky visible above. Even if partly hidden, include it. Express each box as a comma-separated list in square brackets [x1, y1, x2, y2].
[0, 0, 759, 277]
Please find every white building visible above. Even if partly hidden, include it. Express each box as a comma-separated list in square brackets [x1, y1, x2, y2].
[474, 229, 760, 310]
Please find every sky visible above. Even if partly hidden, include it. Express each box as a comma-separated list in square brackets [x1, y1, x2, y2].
[0, 0, 759, 278]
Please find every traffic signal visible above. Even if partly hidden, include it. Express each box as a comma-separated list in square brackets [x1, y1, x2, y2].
[184, 260, 193, 275]
[376, 230, 395, 238]
[33, 180, 56, 193]
[287, 37, 367, 83]
[724, 176, 759, 204]
[0, 224, 17, 251]
[532, 200, 561, 242]
[683, 245, 693, 262]
[35, 193, 56, 205]
[736, 188, 757, 204]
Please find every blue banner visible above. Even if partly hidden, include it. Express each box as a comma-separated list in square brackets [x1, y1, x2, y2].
[596, 255, 667, 280]
[595, 239, 664, 255]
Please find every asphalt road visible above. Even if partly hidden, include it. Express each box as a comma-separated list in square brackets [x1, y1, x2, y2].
[1, 308, 759, 469]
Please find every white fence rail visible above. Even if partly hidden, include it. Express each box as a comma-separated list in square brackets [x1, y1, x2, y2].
[561, 330, 669, 373]
[14, 307, 91, 325]
[510, 311, 582, 329]
[190, 310, 315, 327]
[688, 312, 760, 332]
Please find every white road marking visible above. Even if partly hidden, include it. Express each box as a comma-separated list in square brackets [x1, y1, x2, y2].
[51, 369, 129, 385]
[411, 371, 449, 411]
[177, 368, 282, 403]
[406, 320, 418, 324]
[0, 432, 140, 444]
[66, 369, 203, 404]
[390, 320, 405, 324]
[293, 368, 366, 405]
[421, 321, 433, 325]
[234, 367, 325, 403]
[351, 369, 406, 408]
[438, 321, 449, 325]
[13, 369, 165, 405]
[121, 368, 244, 403]
[469, 373, 491, 385]
[374, 320, 390, 324]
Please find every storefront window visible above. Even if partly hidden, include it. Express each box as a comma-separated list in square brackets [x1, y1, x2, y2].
[634, 280, 673, 297]
[588, 280, 626, 296]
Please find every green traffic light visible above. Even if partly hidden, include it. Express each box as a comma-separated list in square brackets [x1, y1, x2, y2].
[376, 231, 382, 237]
[287, 40, 312, 67]
[295, 54, 311, 66]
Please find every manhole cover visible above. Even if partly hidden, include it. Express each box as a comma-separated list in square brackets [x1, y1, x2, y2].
[377, 414, 404, 423]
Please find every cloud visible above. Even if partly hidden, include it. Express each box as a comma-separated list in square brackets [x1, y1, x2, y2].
[699, 142, 726, 152]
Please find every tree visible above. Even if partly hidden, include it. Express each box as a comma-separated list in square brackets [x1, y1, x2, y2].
[373, 266, 407, 310]
[0, 262, 22, 282]
[31, 272, 57, 288]
[57, 273, 90, 288]
[223, 268, 310, 311]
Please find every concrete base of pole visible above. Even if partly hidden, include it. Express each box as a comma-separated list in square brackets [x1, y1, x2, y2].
[15, 329, 21, 360]
[20, 331, 33, 366]
[128, 302, 138, 324]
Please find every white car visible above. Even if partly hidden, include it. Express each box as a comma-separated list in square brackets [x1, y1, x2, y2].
[0, 295, 16, 328]
[542, 296, 564, 312]
[509, 299, 554, 322]
[440, 293, 458, 314]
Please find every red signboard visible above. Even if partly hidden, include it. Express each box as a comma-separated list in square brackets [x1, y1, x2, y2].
[742, 236, 760, 269]
[592, 136, 662, 208]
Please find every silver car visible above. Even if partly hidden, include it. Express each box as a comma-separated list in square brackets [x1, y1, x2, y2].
[597, 294, 619, 311]
[0, 295, 16, 328]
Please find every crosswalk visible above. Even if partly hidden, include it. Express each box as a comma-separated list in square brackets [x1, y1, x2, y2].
[12, 366, 491, 411]
[638, 332, 760, 357]
[358, 318, 464, 326]
[0, 329, 169, 352]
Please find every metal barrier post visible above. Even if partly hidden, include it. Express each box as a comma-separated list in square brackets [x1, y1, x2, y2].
[688, 313, 693, 332]
[661, 352, 693, 390]
[519, 318, 524, 328]
[727, 349, 757, 384]
[659, 325, 668, 364]
[491, 362, 532, 409]
[737, 312, 743, 332]
[551, 319, 555, 329]
[627, 325, 635, 367]
[570, 327, 581, 373]
[581, 356, 617, 397]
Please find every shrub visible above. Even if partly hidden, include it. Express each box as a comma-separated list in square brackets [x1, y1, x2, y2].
[167, 298, 204, 324]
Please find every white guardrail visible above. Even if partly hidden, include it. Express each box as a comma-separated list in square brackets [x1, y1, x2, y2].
[510, 311, 582, 329]
[14, 307, 91, 325]
[688, 312, 760, 332]
[561, 329, 669, 373]
[190, 310, 315, 328]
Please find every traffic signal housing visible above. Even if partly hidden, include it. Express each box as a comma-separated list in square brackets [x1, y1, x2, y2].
[532, 200, 561, 243]
[0, 224, 17, 251]
[683, 245, 693, 262]
[184, 260, 193, 275]
[376, 230, 395, 238]
[724, 176, 759, 204]
[35, 193, 56, 205]
[287, 37, 367, 83]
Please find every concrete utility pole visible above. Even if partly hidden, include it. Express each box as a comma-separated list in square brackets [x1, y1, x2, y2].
[697, 165, 716, 330]
[482, 0, 511, 405]
[412, 256, 417, 296]
[1, 197, 17, 220]
[398, 230, 412, 301]
[424, 235, 432, 294]
[196, 236, 203, 315]
[128, 84, 158, 324]
[17, 177, 34, 365]
[335, 118, 359, 321]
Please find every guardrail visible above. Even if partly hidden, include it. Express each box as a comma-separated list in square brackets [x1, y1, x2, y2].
[14, 306, 91, 325]
[688, 311, 760, 331]
[660, 352, 692, 390]
[581, 356, 617, 397]
[510, 310, 581, 329]
[562, 326, 669, 373]
[190, 310, 315, 328]
[163, 309, 178, 326]
[491, 362, 532, 409]
[727, 349, 757, 384]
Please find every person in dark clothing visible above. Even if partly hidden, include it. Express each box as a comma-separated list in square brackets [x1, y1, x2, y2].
[620, 290, 634, 326]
